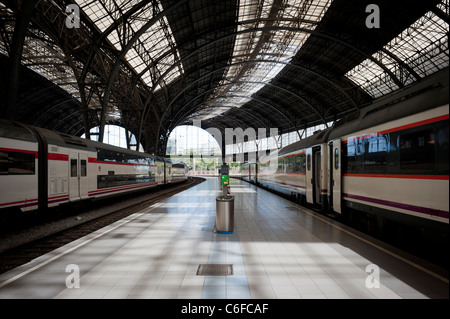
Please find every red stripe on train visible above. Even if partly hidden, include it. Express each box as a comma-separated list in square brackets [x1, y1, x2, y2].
[48, 153, 69, 161]
[343, 114, 449, 143]
[0, 147, 38, 158]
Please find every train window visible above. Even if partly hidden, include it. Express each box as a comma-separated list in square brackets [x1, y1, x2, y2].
[277, 158, 283, 173]
[294, 154, 306, 173]
[364, 136, 387, 170]
[399, 129, 436, 170]
[301, 154, 306, 173]
[97, 173, 152, 189]
[81, 159, 87, 177]
[286, 157, 293, 173]
[356, 138, 365, 155]
[0, 151, 7, 175]
[307, 154, 311, 171]
[13, 152, 35, 174]
[294, 156, 299, 173]
[334, 148, 339, 170]
[346, 140, 357, 172]
[0, 151, 35, 175]
[71, 159, 77, 177]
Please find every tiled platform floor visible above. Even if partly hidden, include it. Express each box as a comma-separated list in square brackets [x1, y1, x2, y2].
[0, 177, 448, 299]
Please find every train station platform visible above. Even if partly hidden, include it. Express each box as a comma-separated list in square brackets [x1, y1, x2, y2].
[0, 177, 448, 299]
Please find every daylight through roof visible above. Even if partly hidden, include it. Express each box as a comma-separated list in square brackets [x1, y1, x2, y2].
[0, 0, 448, 155]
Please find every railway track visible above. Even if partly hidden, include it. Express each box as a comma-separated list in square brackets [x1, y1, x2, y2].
[0, 177, 205, 275]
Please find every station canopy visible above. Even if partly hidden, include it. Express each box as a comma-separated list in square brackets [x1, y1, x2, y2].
[0, 0, 448, 155]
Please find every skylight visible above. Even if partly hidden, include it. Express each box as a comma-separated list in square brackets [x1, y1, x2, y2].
[346, 2, 449, 98]
[75, 0, 183, 89]
[192, 0, 332, 121]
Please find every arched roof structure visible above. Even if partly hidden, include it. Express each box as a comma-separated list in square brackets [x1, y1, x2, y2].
[0, 0, 448, 155]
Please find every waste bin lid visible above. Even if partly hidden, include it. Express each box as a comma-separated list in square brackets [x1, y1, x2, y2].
[216, 196, 234, 201]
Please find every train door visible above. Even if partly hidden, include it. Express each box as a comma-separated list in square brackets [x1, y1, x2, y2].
[329, 142, 333, 209]
[156, 160, 163, 184]
[305, 148, 313, 203]
[166, 161, 173, 183]
[331, 139, 342, 214]
[69, 152, 88, 201]
[306, 146, 322, 205]
[313, 147, 322, 204]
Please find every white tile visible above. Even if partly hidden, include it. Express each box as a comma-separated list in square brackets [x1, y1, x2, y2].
[272, 284, 299, 296]
[249, 285, 276, 299]
[0, 177, 445, 300]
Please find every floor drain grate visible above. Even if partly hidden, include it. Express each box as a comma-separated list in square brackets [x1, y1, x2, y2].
[196, 264, 233, 276]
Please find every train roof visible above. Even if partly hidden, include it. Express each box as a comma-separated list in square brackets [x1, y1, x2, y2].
[254, 127, 332, 163]
[170, 161, 188, 168]
[0, 120, 38, 143]
[26, 123, 165, 161]
[278, 129, 332, 156]
[1, 120, 192, 166]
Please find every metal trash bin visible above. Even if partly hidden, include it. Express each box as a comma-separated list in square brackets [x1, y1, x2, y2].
[216, 196, 234, 234]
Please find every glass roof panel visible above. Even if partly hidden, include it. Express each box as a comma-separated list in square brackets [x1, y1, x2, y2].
[75, 0, 183, 89]
[195, 0, 332, 121]
[346, 1, 449, 98]
[77, 1, 112, 31]
[20, 33, 81, 98]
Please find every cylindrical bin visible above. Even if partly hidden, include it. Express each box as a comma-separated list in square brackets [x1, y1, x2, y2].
[216, 196, 234, 234]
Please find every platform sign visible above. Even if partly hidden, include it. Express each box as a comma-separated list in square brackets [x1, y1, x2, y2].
[221, 175, 229, 185]
[221, 164, 229, 185]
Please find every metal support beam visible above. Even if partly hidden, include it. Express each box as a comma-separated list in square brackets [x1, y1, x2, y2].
[2, 0, 38, 120]
[137, 23, 398, 152]
[98, 0, 190, 143]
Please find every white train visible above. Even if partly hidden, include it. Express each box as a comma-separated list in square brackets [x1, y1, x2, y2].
[0, 121, 188, 214]
[242, 81, 449, 248]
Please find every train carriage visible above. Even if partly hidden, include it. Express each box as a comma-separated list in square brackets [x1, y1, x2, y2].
[243, 75, 449, 246]
[0, 121, 188, 215]
[335, 103, 449, 230]
[0, 120, 39, 212]
[255, 130, 330, 207]
[171, 161, 189, 183]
